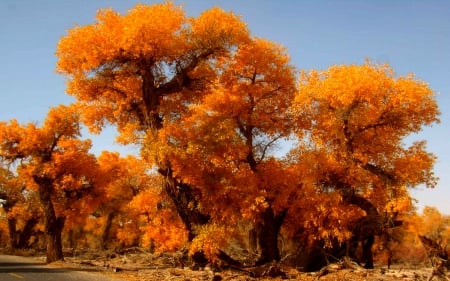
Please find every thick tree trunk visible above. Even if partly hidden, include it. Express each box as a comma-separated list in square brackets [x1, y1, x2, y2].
[158, 166, 211, 269]
[255, 207, 287, 265]
[45, 216, 65, 263]
[249, 227, 258, 253]
[344, 194, 380, 269]
[34, 175, 65, 263]
[159, 167, 209, 241]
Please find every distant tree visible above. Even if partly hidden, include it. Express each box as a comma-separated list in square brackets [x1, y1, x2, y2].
[94, 152, 176, 250]
[0, 166, 41, 249]
[0, 105, 99, 262]
[418, 206, 450, 244]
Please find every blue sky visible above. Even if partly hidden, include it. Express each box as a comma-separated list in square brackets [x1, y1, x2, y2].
[1, 1, 449, 213]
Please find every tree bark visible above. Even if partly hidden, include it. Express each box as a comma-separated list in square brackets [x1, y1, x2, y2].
[255, 207, 287, 265]
[17, 217, 38, 249]
[361, 235, 374, 269]
[34, 175, 65, 263]
[101, 212, 115, 250]
[344, 194, 380, 269]
[4, 203, 38, 249]
[45, 216, 65, 263]
[249, 227, 258, 253]
[159, 167, 209, 241]
[7, 217, 18, 249]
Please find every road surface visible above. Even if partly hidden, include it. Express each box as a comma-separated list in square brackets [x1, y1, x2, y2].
[0, 255, 116, 281]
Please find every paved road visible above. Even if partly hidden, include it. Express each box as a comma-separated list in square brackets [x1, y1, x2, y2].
[0, 255, 116, 281]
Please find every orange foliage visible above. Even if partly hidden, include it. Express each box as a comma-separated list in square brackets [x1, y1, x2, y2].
[56, 2, 249, 138]
[374, 207, 450, 266]
[53, 2, 441, 265]
[0, 166, 42, 248]
[291, 62, 440, 243]
[128, 189, 188, 251]
[0, 105, 99, 213]
[160, 37, 296, 222]
[0, 105, 100, 261]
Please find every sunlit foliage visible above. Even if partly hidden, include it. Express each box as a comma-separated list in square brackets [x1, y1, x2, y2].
[0, 105, 99, 262]
[0, 2, 431, 268]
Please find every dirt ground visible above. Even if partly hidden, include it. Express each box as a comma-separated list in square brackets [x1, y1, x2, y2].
[40, 249, 440, 281]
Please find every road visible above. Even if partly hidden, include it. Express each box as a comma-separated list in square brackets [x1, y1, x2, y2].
[0, 255, 116, 281]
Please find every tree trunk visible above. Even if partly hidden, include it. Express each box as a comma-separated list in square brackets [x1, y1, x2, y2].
[249, 227, 258, 253]
[344, 194, 381, 269]
[35, 175, 65, 263]
[157, 166, 211, 269]
[362, 235, 374, 269]
[45, 216, 65, 263]
[159, 167, 209, 241]
[17, 217, 38, 248]
[255, 207, 287, 265]
[7, 216, 38, 249]
[101, 212, 115, 250]
[7, 217, 18, 249]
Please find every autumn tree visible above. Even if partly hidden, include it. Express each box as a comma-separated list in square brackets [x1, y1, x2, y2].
[0, 166, 42, 249]
[56, 2, 250, 254]
[93, 152, 180, 250]
[0, 105, 99, 262]
[56, 2, 303, 264]
[417, 206, 450, 244]
[55, 2, 441, 269]
[374, 208, 446, 267]
[159, 37, 299, 264]
[291, 62, 440, 268]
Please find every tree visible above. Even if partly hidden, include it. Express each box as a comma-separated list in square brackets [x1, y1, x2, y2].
[56, 3, 250, 248]
[419, 206, 450, 244]
[94, 152, 177, 250]
[291, 62, 440, 268]
[160, 37, 298, 263]
[378, 207, 450, 268]
[0, 105, 99, 262]
[55, 3, 441, 269]
[0, 166, 41, 249]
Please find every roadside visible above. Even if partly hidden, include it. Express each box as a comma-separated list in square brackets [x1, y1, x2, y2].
[0, 254, 116, 281]
[43, 248, 434, 281]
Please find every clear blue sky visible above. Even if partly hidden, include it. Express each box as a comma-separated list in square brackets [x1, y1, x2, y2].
[1, 1, 449, 213]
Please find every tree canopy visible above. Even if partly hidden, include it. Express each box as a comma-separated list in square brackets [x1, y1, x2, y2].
[0, 2, 441, 271]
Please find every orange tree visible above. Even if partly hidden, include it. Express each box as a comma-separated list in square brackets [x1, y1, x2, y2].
[61, 152, 164, 251]
[56, 2, 301, 261]
[417, 206, 450, 244]
[159, 37, 298, 263]
[55, 2, 250, 258]
[55, 2, 441, 267]
[1, 170, 42, 249]
[0, 105, 99, 262]
[93, 152, 180, 250]
[291, 62, 440, 268]
[0, 166, 42, 249]
[376, 207, 449, 267]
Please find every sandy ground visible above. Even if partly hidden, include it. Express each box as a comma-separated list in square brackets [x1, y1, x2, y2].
[39, 249, 441, 281]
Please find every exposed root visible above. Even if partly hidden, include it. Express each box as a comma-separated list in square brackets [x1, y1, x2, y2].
[315, 256, 365, 279]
